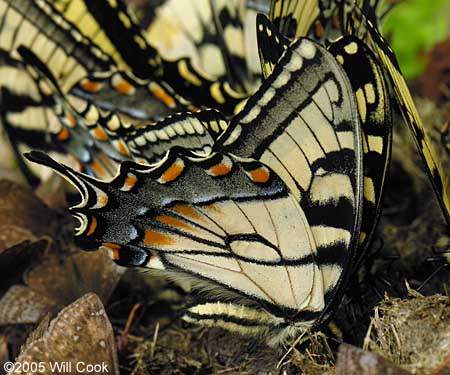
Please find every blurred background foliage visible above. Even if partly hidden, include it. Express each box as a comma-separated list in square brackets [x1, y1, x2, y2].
[383, 0, 450, 79]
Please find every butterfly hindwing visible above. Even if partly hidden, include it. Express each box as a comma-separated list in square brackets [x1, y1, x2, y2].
[25, 148, 328, 338]
[0, 0, 114, 93]
[217, 36, 364, 313]
[125, 109, 228, 164]
[328, 35, 392, 264]
[359, 12, 450, 227]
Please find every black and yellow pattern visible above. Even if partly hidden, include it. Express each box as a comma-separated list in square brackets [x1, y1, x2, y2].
[26, 35, 364, 345]
[48, 0, 250, 115]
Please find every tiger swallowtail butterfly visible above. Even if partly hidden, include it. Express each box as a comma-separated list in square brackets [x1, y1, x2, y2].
[47, 0, 251, 115]
[17, 45, 227, 179]
[256, 12, 392, 266]
[27, 35, 365, 345]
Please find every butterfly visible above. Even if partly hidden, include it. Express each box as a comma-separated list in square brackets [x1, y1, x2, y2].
[47, 0, 251, 115]
[343, 5, 450, 227]
[16, 44, 229, 176]
[137, 0, 262, 94]
[256, 11, 393, 266]
[27, 33, 368, 345]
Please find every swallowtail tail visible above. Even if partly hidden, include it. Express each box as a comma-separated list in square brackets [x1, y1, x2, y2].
[27, 34, 369, 345]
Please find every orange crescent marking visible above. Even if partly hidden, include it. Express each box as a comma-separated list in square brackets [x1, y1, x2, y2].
[209, 163, 232, 176]
[249, 167, 270, 183]
[102, 242, 121, 260]
[81, 79, 102, 93]
[57, 127, 70, 141]
[115, 80, 134, 95]
[92, 126, 109, 141]
[150, 83, 176, 108]
[87, 216, 97, 236]
[123, 174, 137, 190]
[160, 162, 184, 183]
[144, 229, 173, 246]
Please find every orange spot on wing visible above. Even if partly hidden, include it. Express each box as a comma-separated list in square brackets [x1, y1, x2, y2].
[155, 215, 191, 230]
[144, 229, 173, 246]
[114, 79, 135, 95]
[92, 126, 108, 141]
[102, 242, 121, 260]
[91, 159, 109, 179]
[116, 140, 130, 156]
[57, 127, 70, 141]
[123, 174, 137, 191]
[149, 83, 176, 108]
[98, 195, 109, 206]
[249, 167, 270, 183]
[65, 113, 77, 128]
[80, 79, 102, 93]
[209, 163, 232, 176]
[160, 162, 184, 183]
[172, 204, 201, 220]
[87, 216, 97, 236]
[314, 21, 325, 38]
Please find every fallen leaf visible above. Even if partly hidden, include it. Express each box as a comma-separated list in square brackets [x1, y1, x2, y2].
[11, 293, 119, 375]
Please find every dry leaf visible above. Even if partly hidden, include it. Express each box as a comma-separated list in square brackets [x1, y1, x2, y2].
[0, 250, 125, 325]
[11, 293, 119, 375]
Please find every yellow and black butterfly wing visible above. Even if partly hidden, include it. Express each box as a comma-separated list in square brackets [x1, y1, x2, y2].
[49, 0, 248, 115]
[18, 46, 225, 175]
[141, 0, 259, 93]
[257, 16, 393, 260]
[217, 36, 364, 316]
[1, 0, 190, 122]
[358, 13, 450, 227]
[256, 13, 290, 79]
[328, 35, 392, 265]
[0, 0, 114, 93]
[269, 0, 320, 40]
[25, 36, 364, 345]
[51, 0, 159, 77]
[125, 110, 228, 164]
[26, 147, 329, 344]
